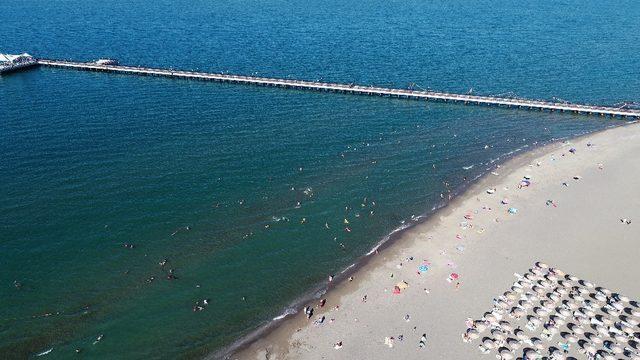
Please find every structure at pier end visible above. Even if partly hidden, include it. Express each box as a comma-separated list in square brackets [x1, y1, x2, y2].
[0, 53, 37, 74]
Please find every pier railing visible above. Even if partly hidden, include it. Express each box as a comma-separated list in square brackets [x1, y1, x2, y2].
[36, 59, 640, 119]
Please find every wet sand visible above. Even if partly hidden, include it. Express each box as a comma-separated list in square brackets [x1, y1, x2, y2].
[232, 122, 640, 360]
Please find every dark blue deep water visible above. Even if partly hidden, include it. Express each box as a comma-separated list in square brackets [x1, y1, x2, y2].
[1, 0, 639, 358]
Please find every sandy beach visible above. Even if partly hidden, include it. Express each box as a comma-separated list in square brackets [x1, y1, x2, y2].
[232, 122, 640, 360]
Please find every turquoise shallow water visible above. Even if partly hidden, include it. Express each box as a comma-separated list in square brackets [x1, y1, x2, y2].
[1, 0, 639, 358]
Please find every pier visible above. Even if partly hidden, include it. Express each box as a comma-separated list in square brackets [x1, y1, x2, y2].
[31, 59, 640, 119]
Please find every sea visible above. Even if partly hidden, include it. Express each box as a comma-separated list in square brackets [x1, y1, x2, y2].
[1, 0, 639, 358]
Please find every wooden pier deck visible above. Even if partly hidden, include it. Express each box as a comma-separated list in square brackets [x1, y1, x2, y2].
[37, 59, 640, 119]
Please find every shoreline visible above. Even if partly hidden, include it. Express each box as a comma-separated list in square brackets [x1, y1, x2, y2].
[216, 121, 630, 360]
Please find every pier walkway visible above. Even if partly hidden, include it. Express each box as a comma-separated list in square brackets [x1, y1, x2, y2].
[37, 59, 640, 119]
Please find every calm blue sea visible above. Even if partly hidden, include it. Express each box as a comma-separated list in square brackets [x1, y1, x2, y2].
[1, 0, 639, 358]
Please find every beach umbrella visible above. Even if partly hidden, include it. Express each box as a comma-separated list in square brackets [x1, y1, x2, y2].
[541, 300, 555, 310]
[524, 348, 540, 359]
[609, 343, 624, 354]
[632, 309, 640, 317]
[550, 315, 565, 326]
[544, 274, 558, 283]
[497, 299, 510, 309]
[570, 294, 585, 303]
[597, 287, 612, 296]
[482, 337, 497, 349]
[567, 274, 579, 282]
[485, 313, 497, 324]
[531, 268, 544, 276]
[581, 280, 595, 288]
[498, 347, 514, 359]
[532, 286, 545, 295]
[557, 280, 571, 288]
[612, 293, 628, 302]
[555, 287, 568, 296]
[624, 317, 639, 326]
[504, 291, 517, 301]
[518, 300, 532, 310]
[558, 308, 571, 318]
[577, 315, 591, 325]
[548, 292, 560, 302]
[527, 315, 542, 325]
[535, 261, 548, 269]
[506, 337, 519, 348]
[467, 328, 480, 340]
[595, 292, 607, 302]
[622, 323, 635, 335]
[512, 285, 524, 293]
[534, 307, 549, 317]
[614, 333, 627, 343]
[549, 268, 565, 276]
[476, 320, 489, 332]
[590, 334, 604, 344]
[578, 287, 590, 296]
[514, 329, 527, 341]
[566, 333, 579, 343]
[492, 329, 507, 341]
[582, 342, 596, 354]
[597, 325, 609, 336]
[531, 337, 544, 350]
[613, 301, 625, 311]
[499, 320, 513, 331]
[568, 323, 584, 334]
[549, 347, 565, 359]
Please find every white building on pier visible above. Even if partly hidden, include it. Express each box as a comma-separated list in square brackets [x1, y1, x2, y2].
[0, 53, 37, 74]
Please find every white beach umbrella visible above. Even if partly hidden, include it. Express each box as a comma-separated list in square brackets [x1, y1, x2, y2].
[525, 273, 538, 282]
[613, 301, 625, 311]
[531, 337, 544, 350]
[582, 342, 596, 354]
[614, 293, 629, 303]
[549, 347, 565, 359]
[621, 323, 635, 335]
[532, 268, 544, 276]
[512, 285, 524, 294]
[524, 348, 540, 359]
[551, 316, 565, 326]
[614, 333, 627, 343]
[532, 286, 545, 295]
[578, 287, 591, 296]
[534, 307, 549, 317]
[528, 316, 542, 326]
[482, 337, 497, 349]
[492, 329, 507, 341]
[597, 325, 609, 336]
[581, 280, 595, 288]
[589, 333, 604, 344]
[595, 292, 607, 302]
[632, 309, 640, 318]
[548, 292, 561, 302]
[509, 307, 525, 319]
[597, 287, 612, 296]
[467, 329, 480, 340]
[485, 313, 497, 323]
[514, 329, 528, 341]
[558, 308, 571, 318]
[505, 291, 518, 301]
[566, 333, 579, 343]
[567, 275, 579, 282]
[549, 267, 565, 276]
[499, 320, 513, 332]
[625, 317, 639, 326]
[506, 337, 519, 349]
[541, 300, 555, 310]
[519, 300, 533, 310]
[534, 261, 548, 269]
